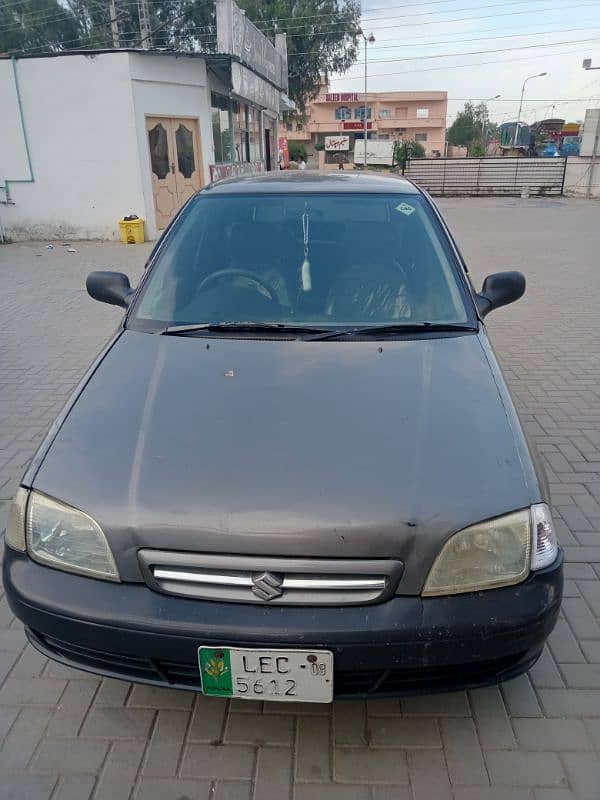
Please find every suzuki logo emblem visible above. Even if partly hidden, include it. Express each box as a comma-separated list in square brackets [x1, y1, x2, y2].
[251, 571, 284, 601]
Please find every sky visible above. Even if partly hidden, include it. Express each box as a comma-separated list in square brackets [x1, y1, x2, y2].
[330, 0, 600, 126]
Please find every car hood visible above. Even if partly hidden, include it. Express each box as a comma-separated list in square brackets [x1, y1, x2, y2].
[33, 329, 538, 591]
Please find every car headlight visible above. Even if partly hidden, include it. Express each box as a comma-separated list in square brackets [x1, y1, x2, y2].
[26, 491, 119, 581]
[530, 503, 558, 570]
[5, 487, 29, 552]
[422, 505, 558, 597]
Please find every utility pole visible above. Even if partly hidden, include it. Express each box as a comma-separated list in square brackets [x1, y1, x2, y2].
[357, 28, 375, 167]
[138, 0, 153, 48]
[109, 0, 120, 48]
[587, 111, 600, 199]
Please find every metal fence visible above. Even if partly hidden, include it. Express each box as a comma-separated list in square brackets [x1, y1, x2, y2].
[404, 157, 567, 196]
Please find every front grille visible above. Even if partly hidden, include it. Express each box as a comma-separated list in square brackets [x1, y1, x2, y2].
[138, 550, 404, 605]
[28, 628, 532, 696]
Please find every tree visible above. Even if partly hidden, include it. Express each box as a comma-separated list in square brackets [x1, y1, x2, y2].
[447, 101, 494, 155]
[287, 140, 307, 161]
[393, 139, 425, 171]
[0, 0, 81, 54]
[236, 0, 360, 112]
[1, 0, 361, 113]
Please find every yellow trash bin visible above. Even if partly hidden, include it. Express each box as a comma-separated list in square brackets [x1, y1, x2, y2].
[119, 218, 145, 244]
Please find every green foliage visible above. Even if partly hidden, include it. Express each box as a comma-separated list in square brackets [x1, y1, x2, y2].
[220, 0, 360, 112]
[314, 142, 325, 151]
[0, 0, 81, 53]
[287, 140, 307, 161]
[0, 0, 361, 112]
[447, 101, 494, 154]
[393, 139, 426, 169]
[410, 140, 426, 159]
[470, 142, 485, 158]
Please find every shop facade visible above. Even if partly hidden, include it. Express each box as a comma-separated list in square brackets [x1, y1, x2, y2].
[0, 0, 291, 240]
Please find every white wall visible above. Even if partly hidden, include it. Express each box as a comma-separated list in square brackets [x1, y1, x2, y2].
[564, 156, 600, 198]
[0, 53, 144, 240]
[129, 54, 213, 240]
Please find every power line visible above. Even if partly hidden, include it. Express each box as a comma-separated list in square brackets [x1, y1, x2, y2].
[252, 0, 598, 31]
[328, 35, 600, 66]
[288, 29, 600, 59]
[329, 42, 598, 79]
[252, 0, 600, 34]
[178, 1, 600, 43]
[0, 0, 140, 32]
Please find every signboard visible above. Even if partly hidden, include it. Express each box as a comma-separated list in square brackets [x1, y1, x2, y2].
[210, 161, 266, 182]
[217, 0, 288, 90]
[354, 140, 394, 166]
[325, 92, 359, 102]
[325, 135, 350, 152]
[343, 121, 373, 131]
[231, 62, 280, 113]
[416, 108, 429, 119]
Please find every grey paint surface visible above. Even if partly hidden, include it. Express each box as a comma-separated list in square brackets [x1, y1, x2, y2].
[31, 327, 541, 593]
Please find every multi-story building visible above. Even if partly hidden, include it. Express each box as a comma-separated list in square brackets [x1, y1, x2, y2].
[288, 86, 448, 166]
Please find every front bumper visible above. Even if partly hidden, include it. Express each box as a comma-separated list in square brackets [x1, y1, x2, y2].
[4, 547, 563, 697]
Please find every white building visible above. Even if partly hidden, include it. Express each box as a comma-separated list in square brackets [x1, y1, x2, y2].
[0, 0, 291, 241]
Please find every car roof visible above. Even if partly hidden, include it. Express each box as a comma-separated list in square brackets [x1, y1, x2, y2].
[203, 171, 421, 195]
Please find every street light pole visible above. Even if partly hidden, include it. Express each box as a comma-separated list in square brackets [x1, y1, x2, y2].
[514, 72, 547, 148]
[358, 29, 375, 167]
[481, 94, 500, 150]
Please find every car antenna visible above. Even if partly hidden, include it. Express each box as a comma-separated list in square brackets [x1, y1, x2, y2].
[301, 204, 312, 292]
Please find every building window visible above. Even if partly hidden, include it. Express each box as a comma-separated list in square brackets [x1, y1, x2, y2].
[416, 108, 429, 119]
[211, 92, 232, 164]
[296, 122, 304, 131]
[335, 106, 352, 120]
[415, 132, 427, 142]
[379, 108, 391, 119]
[148, 122, 169, 179]
[247, 106, 261, 161]
[395, 107, 408, 119]
[176, 123, 195, 178]
[233, 101, 250, 162]
[354, 106, 372, 120]
[378, 134, 390, 140]
[286, 122, 293, 132]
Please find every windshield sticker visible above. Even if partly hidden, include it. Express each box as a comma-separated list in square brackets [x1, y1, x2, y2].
[396, 202, 415, 216]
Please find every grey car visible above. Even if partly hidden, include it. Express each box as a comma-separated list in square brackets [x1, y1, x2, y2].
[4, 172, 562, 702]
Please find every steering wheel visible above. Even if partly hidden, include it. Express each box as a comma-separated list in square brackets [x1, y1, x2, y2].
[197, 269, 278, 301]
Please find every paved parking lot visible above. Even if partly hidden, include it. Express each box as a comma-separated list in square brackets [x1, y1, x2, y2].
[1, 196, 600, 799]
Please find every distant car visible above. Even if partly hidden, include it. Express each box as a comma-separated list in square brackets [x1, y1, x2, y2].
[541, 141, 560, 157]
[5, 173, 562, 701]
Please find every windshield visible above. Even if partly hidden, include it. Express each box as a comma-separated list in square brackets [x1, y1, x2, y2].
[131, 192, 473, 331]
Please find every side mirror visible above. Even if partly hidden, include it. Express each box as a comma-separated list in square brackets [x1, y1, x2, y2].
[476, 271, 525, 317]
[86, 271, 134, 308]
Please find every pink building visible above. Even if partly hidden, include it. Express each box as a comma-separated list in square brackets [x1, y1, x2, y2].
[288, 86, 448, 167]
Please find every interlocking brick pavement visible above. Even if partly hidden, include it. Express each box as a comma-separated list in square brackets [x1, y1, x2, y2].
[1, 197, 600, 798]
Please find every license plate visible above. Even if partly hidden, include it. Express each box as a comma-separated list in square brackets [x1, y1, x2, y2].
[198, 646, 334, 703]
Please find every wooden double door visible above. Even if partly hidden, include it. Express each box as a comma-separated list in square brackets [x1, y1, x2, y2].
[146, 116, 204, 230]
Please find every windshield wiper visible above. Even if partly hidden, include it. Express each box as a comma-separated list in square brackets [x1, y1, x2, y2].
[307, 323, 478, 341]
[159, 322, 331, 336]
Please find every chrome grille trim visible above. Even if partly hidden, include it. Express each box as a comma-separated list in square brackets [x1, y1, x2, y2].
[152, 569, 387, 592]
[139, 550, 403, 606]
